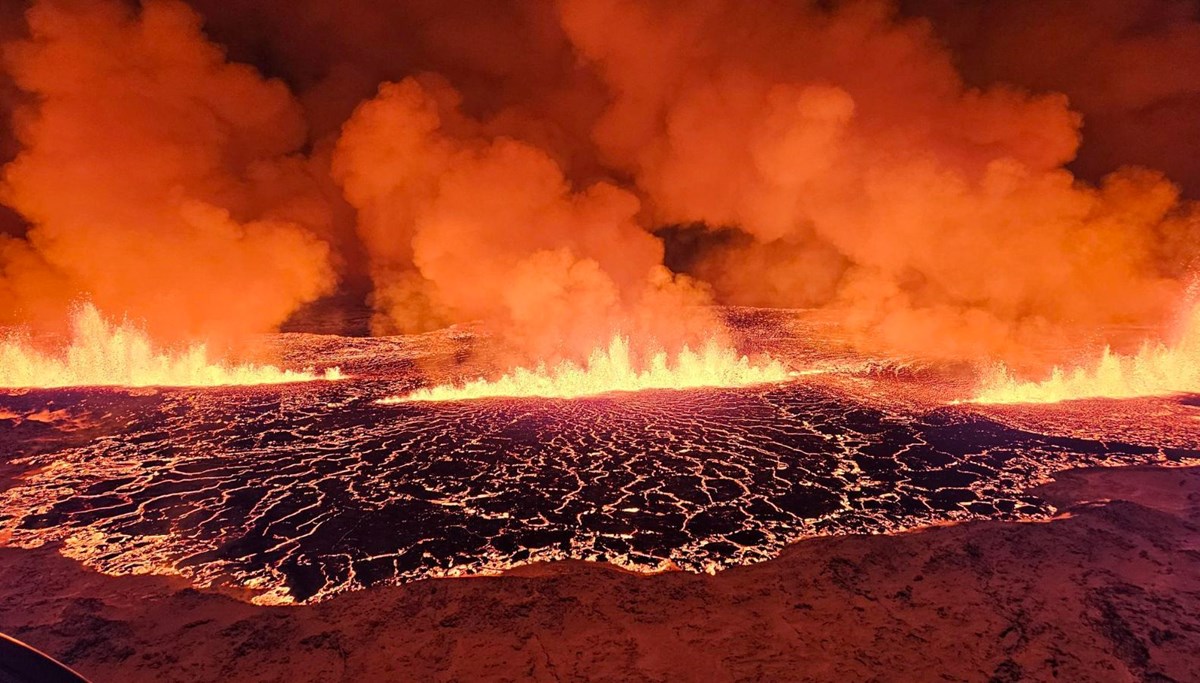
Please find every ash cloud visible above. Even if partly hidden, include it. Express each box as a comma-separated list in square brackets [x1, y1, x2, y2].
[0, 0, 335, 342]
[908, 0, 1200, 197]
[558, 0, 1200, 363]
[331, 76, 717, 362]
[0, 0, 1198, 368]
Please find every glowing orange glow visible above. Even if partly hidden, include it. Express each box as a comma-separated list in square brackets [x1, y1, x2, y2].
[970, 304, 1199, 404]
[0, 304, 343, 389]
[381, 336, 794, 403]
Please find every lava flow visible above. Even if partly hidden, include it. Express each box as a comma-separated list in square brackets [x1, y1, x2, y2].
[0, 304, 343, 389]
[970, 302, 1200, 405]
[381, 335, 794, 403]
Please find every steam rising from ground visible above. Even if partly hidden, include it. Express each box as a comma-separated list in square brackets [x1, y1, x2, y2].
[0, 304, 342, 388]
[332, 77, 718, 361]
[558, 0, 1199, 363]
[0, 0, 1198, 378]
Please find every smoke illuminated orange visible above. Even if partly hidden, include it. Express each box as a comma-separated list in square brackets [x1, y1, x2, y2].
[381, 336, 794, 403]
[970, 303, 1199, 404]
[0, 304, 343, 389]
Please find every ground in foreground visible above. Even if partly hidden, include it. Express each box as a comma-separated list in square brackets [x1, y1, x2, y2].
[1, 463, 1197, 682]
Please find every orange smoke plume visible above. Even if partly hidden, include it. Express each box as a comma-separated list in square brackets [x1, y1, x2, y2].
[1, 0, 1199, 374]
[333, 77, 719, 363]
[911, 0, 1200, 198]
[559, 0, 1200, 366]
[0, 0, 335, 344]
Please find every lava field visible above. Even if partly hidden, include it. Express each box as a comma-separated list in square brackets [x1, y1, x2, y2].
[1, 311, 1197, 604]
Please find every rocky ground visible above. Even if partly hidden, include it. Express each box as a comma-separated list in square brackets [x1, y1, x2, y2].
[1, 463, 1198, 682]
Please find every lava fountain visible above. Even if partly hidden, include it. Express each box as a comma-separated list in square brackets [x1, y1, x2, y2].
[970, 302, 1199, 404]
[0, 304, 343, 389]
[381, 335, 794, 403]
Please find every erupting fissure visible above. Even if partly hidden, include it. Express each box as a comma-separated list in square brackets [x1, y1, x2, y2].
[970, 302, 1200, 404]
[0, 304, 343, 389]
[381, 336, 793, 403]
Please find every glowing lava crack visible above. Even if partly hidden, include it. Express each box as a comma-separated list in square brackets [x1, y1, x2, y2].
[380, 335, 794, 403]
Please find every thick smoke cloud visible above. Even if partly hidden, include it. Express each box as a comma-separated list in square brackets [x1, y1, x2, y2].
[0, 0, 334, 342]
[182, 0, 607, 180]
[908, 0, 1200, 197]
[0, 0, 1198, 369]
[560, 0, 1200, 361]
[332, 76, 716, 361]
[0, 1, 30, 240]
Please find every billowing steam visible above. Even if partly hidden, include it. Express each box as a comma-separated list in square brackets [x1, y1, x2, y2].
[910, 0, 1200, 198]
[0, 0, 335, 344]
[1, 0, 1198, 377]
[558, 0, 1200, 362]
[331, 76, 717, 362]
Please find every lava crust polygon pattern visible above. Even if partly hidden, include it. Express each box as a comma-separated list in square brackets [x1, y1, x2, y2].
[2, 374, 1194, 603]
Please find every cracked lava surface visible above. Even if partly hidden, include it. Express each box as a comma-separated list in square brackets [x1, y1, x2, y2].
[1, 309, 1197, 604]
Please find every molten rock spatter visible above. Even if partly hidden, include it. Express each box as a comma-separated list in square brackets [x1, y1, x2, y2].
[970, 303, 1200, 404]
[0, 304, 343, 389]
[382, 336, 793, 402]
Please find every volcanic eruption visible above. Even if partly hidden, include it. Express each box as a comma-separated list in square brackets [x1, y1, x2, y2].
[1, 0, 1199, 680]
[381, 335, 794, 402]
[0, 0, 1197, 388]
[0, 303, 343, 388]
[971, 294, 1200, 404]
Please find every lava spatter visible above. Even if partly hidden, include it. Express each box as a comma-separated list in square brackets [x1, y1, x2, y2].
[970, 301, 1200, 404]
[0, 304, 343, 389]
[382, 336, 794, 403]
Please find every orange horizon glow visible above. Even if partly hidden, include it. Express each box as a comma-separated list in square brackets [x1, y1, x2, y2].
[380, 335, 795, 403]
[0, 304, 343, 389]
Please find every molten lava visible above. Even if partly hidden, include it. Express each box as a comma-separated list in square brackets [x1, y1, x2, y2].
[970, 303, 1199, 404]
[0, 304, 343, 389]
[382, 335, 793, 403]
